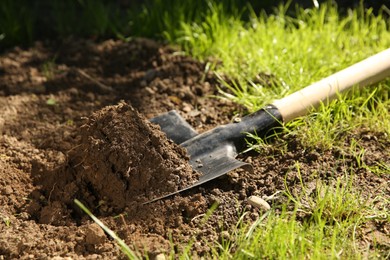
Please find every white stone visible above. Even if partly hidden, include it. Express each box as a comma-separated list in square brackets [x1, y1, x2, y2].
[248, 196, 271, 211]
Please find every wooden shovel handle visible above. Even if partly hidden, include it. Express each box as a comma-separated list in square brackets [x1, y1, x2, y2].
[272, 48, 390, 123]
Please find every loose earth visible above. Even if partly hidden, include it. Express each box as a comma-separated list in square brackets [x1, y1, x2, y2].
[0, 38, 388, 258]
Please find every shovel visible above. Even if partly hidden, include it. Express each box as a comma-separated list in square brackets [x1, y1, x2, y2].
[149, 48, 390, 202]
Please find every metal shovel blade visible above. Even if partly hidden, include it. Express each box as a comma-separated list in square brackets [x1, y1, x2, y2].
[146, 143, 253, 203]
[150, 110, 198, 144]
[147, 107, 282, 202]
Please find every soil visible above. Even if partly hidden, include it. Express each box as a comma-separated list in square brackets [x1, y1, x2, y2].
[0, 38, 389, 259]
[34, 102, 199, 220]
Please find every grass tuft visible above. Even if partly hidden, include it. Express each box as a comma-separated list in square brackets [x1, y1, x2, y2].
[172, 2, 390, 110]
[286, 84, 390, 150]
[214, 167, 388, 259]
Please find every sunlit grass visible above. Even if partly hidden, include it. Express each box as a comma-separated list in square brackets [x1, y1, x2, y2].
[174, 3, 390, 110]
[212, 166, 388, 259]
[285, 84, 390, 150]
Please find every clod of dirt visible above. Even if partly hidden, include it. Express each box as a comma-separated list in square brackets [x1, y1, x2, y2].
[84, 223, 106, 245]
[39, 201, 70, 225]
[37, 102, 199, 218]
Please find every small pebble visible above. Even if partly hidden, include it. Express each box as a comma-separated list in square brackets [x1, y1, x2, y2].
[182, 102, 192, 112]
[3, 186, 13, 195]
[228, 172, 239, 179]
[247, 196, 271, 211]
[153, 253, 166, 260]
[221, 230, 230, 241]
[188, 110, 200, 117]
[144, 69, 157, 81]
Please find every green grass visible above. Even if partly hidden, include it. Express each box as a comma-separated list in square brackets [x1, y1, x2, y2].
[236, 189, 381, 259]
[285, 85, 390, 150]
[0, 0, 277, 49]
[173, 3, 390, 109]
[0, 0, 126, 49]
[1, 215, 11, 227]
[207, 166, 389, 259]
[50, 0, 123, 38]
[0, 0, 35, 48]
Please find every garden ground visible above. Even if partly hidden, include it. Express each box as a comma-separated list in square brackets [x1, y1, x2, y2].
[0, 38, 389, 258]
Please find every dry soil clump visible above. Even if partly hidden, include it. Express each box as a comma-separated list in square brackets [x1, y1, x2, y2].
[37, 102, 198, 220]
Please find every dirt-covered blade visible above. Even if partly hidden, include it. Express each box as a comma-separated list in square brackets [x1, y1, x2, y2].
[147, 106, 282, 202]
[145, 144, 253, 203]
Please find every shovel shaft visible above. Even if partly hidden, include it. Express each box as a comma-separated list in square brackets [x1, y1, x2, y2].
[272, 48, 390, 123]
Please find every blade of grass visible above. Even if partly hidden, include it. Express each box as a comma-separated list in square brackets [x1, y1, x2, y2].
[74, 199, 139, 260]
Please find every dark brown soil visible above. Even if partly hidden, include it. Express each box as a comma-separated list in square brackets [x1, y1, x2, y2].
[0, 38, 389, 259]
[32, 101, 200, 223]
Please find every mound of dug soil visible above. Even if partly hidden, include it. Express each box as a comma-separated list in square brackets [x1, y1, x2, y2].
[34, 102, 199, 223]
